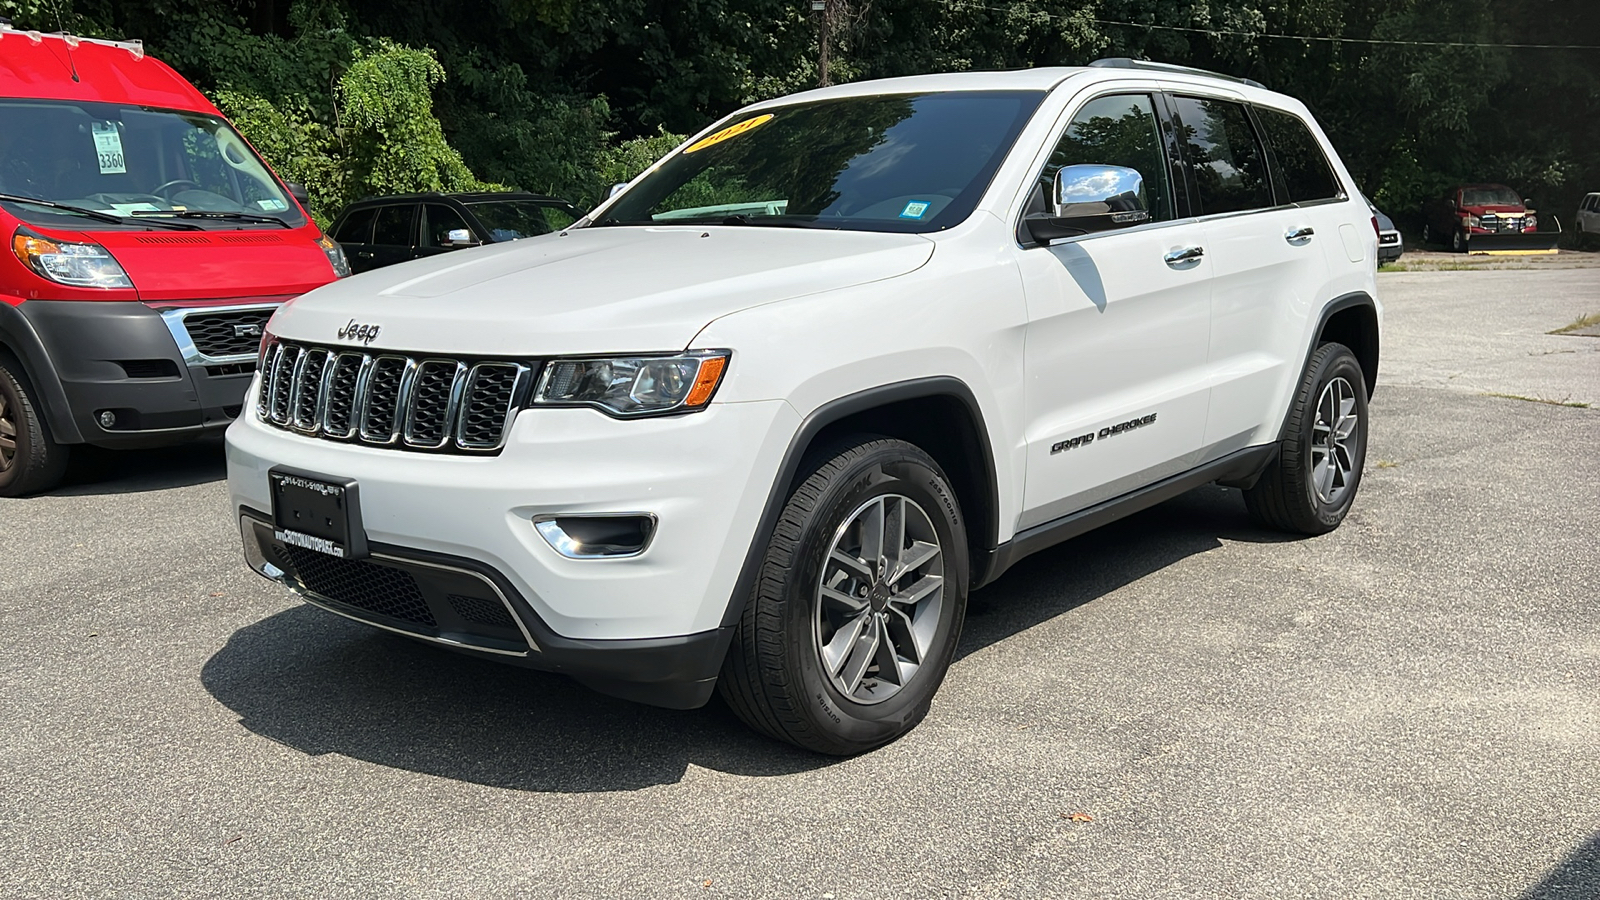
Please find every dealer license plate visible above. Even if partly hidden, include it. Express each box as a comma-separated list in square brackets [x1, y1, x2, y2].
[270, 470, 360, 558]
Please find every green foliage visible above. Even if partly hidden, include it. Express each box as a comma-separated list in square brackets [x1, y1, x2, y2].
[9, 0, 1595, 233]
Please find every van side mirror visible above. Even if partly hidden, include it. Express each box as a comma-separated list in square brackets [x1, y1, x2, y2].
[1025, 164, 1151, 246]
[284, 182, 310, 207]
[445, 228, 478, 248]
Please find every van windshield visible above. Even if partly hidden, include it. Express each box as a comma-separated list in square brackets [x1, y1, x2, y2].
[0, 99, 304, 229]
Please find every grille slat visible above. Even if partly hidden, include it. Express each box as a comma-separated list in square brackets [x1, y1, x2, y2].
[259, 342, 528, 454]
[180, 309, 274, 358]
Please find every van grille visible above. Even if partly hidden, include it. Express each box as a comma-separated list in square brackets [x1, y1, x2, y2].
[182, 308, 275, 359]
[258, 342, 532, 453]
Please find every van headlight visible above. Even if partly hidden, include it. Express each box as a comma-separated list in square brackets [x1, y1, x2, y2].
[533, 351, 729, 417]
[315, 234, 352, 278]
[11, 227, 132, 288]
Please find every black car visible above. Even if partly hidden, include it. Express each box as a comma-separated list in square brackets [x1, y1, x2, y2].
[328, 191, 580, 274]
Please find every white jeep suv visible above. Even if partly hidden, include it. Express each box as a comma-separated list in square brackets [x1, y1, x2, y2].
[228, 60, 1380, 755]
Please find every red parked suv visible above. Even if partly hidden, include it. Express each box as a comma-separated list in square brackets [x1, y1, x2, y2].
[0, 24, 347, 495]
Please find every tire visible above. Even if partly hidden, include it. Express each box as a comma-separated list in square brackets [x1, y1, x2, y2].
[718, 437, 969, 755]
[1422, 221, 1434, 245]
[1243, 342, 1368, 536]
[0, 354, 70, 497]
[1451, 228, 1468, 253]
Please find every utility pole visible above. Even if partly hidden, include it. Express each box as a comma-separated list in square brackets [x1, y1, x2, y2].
[813, 0, 831, 87]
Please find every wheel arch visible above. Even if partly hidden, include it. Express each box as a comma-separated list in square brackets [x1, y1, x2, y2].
[1313, 292, 1379, 397]
[0, 303, 83, 444]
[718, 376, 1000, 630]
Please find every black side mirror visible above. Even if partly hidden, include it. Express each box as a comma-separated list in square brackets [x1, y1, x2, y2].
[284, 182, 310, 207]
[1026, 164, 1151, 246]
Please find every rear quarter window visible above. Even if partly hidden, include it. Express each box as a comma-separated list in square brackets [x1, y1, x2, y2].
[1255, 107, 1344, 204]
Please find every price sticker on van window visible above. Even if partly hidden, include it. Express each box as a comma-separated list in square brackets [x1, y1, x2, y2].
[91, 122, 127, 175]
[684, 114, 773, 153]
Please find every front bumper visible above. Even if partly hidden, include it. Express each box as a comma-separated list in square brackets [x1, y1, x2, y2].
[20, 300, 275, 448]
[226, 389, 798, 703]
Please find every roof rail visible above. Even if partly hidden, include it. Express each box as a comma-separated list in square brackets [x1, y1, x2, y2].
[0, 22, 145, 59]
[1089, 58, 1266, 91]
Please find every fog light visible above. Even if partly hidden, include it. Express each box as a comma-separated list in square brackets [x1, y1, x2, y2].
[534, 514, 656, 559]
[97, 410, 117, 428]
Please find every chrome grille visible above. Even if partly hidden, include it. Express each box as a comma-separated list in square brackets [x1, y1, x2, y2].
[260, 342, 531, 453]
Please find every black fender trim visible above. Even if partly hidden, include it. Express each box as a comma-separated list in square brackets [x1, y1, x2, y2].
[977, 444, 1277, 587]
[718, 377, 1002, 634]
[1273, 291, 1380, 444]
[0, 302, 84, 443]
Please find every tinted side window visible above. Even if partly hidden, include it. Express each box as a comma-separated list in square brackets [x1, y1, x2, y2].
[424, 204, 472, 247]
[1256, 107, 1342, 203]
[542, 207, 577, 231]
[333, 207, 378, 243]
[372, 205, 416, 247]
[1040, 93, 1174, 223]
[1171, 96, 1272, 215]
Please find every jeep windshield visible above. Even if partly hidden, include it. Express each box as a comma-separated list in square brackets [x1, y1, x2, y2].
[0, 99, 305, 229]
[596, 91, 1044, 234]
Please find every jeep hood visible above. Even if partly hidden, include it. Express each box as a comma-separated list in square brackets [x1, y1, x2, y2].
[269, 226, 935, 356]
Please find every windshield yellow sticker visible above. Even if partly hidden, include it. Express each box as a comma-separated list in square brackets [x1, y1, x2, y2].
[684, 114, 773, 153]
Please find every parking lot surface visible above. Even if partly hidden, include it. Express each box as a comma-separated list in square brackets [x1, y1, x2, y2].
[3, 270, 1597, 899]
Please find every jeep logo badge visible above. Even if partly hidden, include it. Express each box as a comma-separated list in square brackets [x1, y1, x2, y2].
[337, 319, 382, 346]
[234, 323, 263, 340]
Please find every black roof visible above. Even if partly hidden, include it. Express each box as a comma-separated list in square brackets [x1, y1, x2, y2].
[343, 191, 575, 207]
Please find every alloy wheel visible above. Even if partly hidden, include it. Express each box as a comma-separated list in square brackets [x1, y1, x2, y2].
[0, 388, 16, 473]
[1310, 376, 1360, 505]
[814, 493, 944, 705]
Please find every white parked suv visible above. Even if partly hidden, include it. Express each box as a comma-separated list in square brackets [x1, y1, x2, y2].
[228, 59, 1380, 754]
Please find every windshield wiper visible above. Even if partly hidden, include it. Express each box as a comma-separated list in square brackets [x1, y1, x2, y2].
[137, 210, 293, 228]
[0, 193, 202, 231]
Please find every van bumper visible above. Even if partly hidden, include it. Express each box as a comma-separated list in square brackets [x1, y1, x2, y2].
[16, 299, 275, 448]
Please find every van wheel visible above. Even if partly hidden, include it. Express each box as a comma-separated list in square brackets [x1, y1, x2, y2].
[719, 437, 969, 755]
[0, 355, 70, 497]
[1243, 343, 1368, 535]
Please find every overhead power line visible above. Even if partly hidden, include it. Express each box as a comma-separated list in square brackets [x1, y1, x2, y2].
[942, 2, 1600, 51]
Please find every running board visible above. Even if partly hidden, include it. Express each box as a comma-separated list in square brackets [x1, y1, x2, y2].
[974, 444, 1277, 588]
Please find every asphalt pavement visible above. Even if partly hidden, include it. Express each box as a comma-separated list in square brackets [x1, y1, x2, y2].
[3, 269, 1597, 899]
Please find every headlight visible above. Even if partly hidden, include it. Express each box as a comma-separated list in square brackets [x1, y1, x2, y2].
[533, 350, 730, 417]
[11, 227, 132, 288]
[315, 234, 352, 278]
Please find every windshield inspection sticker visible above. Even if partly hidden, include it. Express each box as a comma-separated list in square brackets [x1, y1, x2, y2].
[257, 199, 289, 211]
[684, 114, 773, 153]
[900, 200, 932, 219]
[92, 122, 127, 175]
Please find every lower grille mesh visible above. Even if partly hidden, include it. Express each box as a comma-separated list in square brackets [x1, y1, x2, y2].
[284, 546, 437, 627]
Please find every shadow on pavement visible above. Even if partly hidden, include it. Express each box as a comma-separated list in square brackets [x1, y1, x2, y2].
[960, 484, 1291, 660]
[49, 437, 226, 496]
[202, 483, 1293, 792]
[1520, 832, 1600, 900]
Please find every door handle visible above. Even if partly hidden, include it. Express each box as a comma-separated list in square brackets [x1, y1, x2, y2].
[356, 251, 374, 258]
[1285, 226, 1315, 245]
[1164, 245, 1204, 267]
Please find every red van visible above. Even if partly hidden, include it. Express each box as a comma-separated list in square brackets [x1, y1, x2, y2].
[0, 24, 347, 495]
